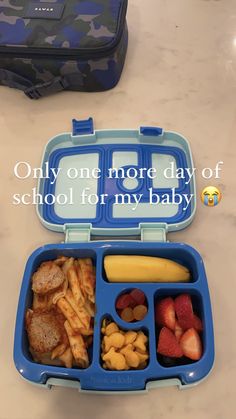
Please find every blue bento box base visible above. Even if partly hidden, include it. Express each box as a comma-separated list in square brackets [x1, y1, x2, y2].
[14, 241, 215, 393]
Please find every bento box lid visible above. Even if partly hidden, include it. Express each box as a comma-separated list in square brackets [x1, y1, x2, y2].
[36, 118, 196, 239]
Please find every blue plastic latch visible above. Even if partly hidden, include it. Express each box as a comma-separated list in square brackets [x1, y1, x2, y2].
[140, 126, 163, 136]
[72, 117, 94, 136]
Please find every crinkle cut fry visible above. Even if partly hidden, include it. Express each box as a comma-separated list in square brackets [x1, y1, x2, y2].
[64, 320, 89, 368]
[65, 289, 91, 330]
[59, 347, 73, 369]
[57, 297, 84, 331]
[77, 258, 95, 300]
[62, 257, 74, 276]
[67, 266, 85, 306]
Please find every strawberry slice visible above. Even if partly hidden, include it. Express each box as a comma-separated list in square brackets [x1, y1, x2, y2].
[175, 321, 184, 341]
[157, 327, 183, 358]
[175, 294, 194, 330]
[193, 314, 203, 332]
[155, 297, 176, 330]
[180, 328, 202, 361]
[116, 294, 133, 310]
[130, 289, 146, 306]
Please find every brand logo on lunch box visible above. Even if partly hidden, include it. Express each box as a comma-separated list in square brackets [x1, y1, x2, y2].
[24, 2, 65, 20]
[34, 7, 54, 12]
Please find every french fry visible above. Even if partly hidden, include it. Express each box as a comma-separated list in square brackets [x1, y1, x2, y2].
[51, 343, 67, 360]
[64, 321, 89, 368]
[32, 294, 48, 311]
[65, 289, 91, 329]
[57, 298, 83, 332]
[84, 299, 95, 317]
[77, 258, 95, 299]
[54, 256, 68, 266]
[79, 328, 94, 336]
[88, 294, 95, 304]
[59, 347, 73, 369]
[51, 277, 68, 305]
[67, 266, 85, 306]
[62, 257, 74, 275]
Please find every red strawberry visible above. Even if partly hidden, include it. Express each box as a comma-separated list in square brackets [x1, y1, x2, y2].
[116, 294, 133, 310]
[193, 314, 203, 332]
[130, 289, 146, 306]
[175, 321, 184, 341]
[180, 328, 202, 361]
[175, 294, 194, 330]
[155, 297, 176, 330]
[157, 327, 183, 358]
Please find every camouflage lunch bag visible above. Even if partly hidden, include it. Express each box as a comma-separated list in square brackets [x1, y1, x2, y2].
[0, 0, 128, 99]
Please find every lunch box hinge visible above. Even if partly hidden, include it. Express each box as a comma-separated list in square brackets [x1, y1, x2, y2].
[140, 223, 167, 242]
[64, 224, 91, 243]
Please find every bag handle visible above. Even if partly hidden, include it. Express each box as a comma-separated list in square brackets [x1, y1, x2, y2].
[0, 68, 70, 99]
[0, 68, 33, 91]
[24, 76, 69, 99]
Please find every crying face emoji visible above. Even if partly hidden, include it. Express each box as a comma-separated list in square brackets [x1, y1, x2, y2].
[201, 186, 222, 207]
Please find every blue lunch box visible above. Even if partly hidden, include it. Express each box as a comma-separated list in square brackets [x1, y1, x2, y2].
[14, 118, 215, 393]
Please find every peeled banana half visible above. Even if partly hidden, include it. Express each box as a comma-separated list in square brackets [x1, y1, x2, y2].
[104, 255, 190, 283]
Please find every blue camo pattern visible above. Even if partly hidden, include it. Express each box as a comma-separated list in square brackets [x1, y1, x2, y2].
[0, 1, 128, 94]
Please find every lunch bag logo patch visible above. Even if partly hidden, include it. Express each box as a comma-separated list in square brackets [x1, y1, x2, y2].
[24, 2, 65, 20]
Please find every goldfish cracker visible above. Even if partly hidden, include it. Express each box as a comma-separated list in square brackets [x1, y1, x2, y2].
[104, 332, 125, 352]
[133, 305, 147, 321]
[125, 350, 140, 368]
[136, 351, 149, 363]
[124, 330, 137, 345]
[121, 307, 134, 322]
[120, 344, 140, 368]
[120, 343, 134, 355]
[103, 348, 127, 371]
[133, 331, 148, 353]
[105, 322, 119, 337]
[104, 359, 113, 370]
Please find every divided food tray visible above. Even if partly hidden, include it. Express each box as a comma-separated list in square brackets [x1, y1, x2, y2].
[42, 143, 191, 227]
[13, 119, 215, 393]
[14, 241, 214, 392]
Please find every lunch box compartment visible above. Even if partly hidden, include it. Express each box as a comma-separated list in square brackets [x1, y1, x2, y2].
[15, 241, 214, 391]
[100, 316, 150, 370]
[102, 246, 200, 283]
[154, 290, 205, 368]
[18, 246, 97, 368]
[115, 288, 148, 322]
[14, 120, 214, 392]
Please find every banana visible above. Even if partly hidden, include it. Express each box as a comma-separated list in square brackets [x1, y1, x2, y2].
[104, 255, 190, 283]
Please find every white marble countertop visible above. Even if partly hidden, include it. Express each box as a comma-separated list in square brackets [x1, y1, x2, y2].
[0, 0, 236, 418]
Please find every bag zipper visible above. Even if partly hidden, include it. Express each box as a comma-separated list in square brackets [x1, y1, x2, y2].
[0, 0, 127, 60]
